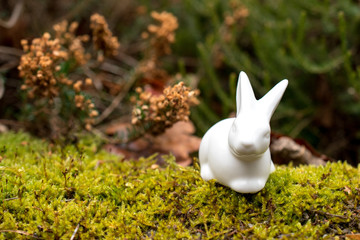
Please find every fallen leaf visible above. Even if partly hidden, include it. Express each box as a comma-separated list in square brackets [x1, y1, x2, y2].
[270, 135, 329, 166]
[344, 186, 352, 195]
[346, 234, 360, 240]
[152, 121, 201, 166]
[104, 121, 201, 166]
[151, 164, 159, 169]
[0, 123, 8, 133]
[104, 121, 129, 136]
[140, 69, 169, 94]
[101, 78, 123, 96]
[103, 143, 138, 159]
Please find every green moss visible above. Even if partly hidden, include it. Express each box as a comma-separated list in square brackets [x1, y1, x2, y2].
[0, 132, 359, 239]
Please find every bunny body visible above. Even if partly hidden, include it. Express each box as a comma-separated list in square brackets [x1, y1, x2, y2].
[199, 118, 274, 193]
[199, 72, 288, 193]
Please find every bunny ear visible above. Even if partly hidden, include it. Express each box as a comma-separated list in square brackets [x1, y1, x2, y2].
[236, 72, 257, 116]
[258, 79, 288, 120]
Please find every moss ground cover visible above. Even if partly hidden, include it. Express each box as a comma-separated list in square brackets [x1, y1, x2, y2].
[0, 132, 359, 239]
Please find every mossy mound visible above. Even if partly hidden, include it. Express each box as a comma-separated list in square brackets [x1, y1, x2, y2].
[0, 132, 359, 239]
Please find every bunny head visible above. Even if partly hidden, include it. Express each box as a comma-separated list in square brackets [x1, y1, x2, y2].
[228, 72, 288, 158]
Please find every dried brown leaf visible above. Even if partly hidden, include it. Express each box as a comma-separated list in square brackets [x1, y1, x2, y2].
[346, 234, 360, 240]
[152, 121, 201, 166]
[270, 135, 327, 166]
[344, 186, 352, 195]
[104, 121, 200, 166]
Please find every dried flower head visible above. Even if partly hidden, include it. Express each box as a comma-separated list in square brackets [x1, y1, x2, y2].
[90, 13, 120, 59]
[19, 32, 68, 100]
[74, 93, 98, 130]
[53, 20, 90, 65]
[19, 25, 97, 133]
[225, 1, 249, 27]
[143, 11, 178, 57]
[138, 11, 178, 86]
[132, 82, 199, 135]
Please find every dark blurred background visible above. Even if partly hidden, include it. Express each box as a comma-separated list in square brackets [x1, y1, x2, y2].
[1, 0, 360, 165]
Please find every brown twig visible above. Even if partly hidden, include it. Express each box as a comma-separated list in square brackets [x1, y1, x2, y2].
[0, 60, 19, 72]
[0, 46, 23, 56]
[116, 51, 138, 67]
[70, 223, 80, 240]
[0, 46, 21, 73]
[310, 209, 348, 219]
[3, 197, 19, 201]
[82, 65, 103, 90]
[94, 70, 138, 125]
[0, 229, 41, 239]
[100, 60, 127, 76]
[0, 119, 26, 130]
[0, 0, 24, 29]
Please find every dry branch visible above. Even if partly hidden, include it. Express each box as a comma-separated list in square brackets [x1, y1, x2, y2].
[0, 46, 23, 56]
[70, 223, 80, 240]
[0, 0, 24, 29]
[94, 70, 138, 125]
[0, 229, 41, 239]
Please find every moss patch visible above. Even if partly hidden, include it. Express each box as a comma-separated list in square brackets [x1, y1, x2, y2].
[0, 132, 359, 239]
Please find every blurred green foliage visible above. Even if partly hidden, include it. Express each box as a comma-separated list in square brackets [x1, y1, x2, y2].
[1, 0, 360, 162]
[133, 0, 360, 163]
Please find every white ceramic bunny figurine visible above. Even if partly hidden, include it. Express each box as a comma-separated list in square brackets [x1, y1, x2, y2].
[199, 71, 288, 193]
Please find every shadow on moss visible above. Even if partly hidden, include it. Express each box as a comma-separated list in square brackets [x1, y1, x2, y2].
[0, 132, 359, 239]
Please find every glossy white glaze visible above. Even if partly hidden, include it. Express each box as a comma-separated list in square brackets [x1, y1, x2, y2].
[199, 71, 288, 193]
